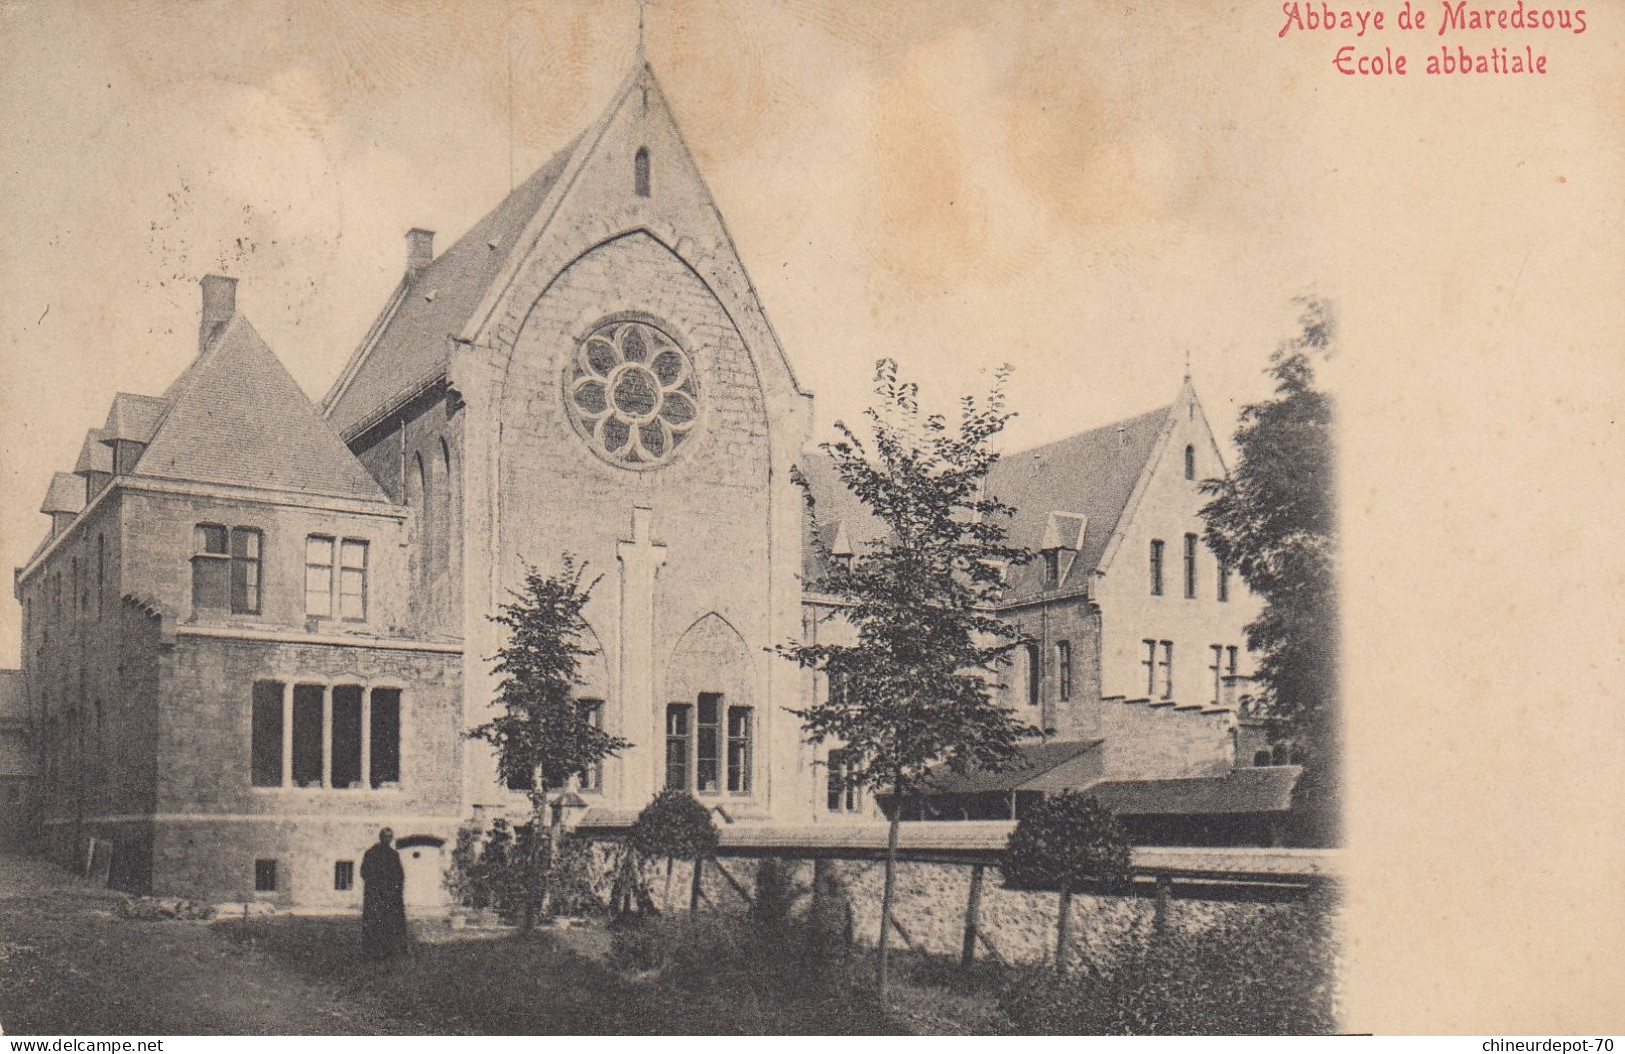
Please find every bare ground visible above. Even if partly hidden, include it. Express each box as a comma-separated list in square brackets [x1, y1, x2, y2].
[0, 851, 981, 1035]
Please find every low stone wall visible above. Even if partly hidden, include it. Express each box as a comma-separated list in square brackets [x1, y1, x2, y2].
[582, 848, 1313, 970]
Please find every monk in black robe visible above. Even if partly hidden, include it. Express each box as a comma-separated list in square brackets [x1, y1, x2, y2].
[361, 827, 409, 959]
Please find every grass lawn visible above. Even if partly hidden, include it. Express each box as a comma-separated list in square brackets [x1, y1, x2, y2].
[209, 915, 1005, 1035]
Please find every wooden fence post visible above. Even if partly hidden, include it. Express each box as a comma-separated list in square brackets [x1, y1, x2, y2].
[1154, 874, 1172, 932]
[1055, 880, 1074, 976]
[960, 863, 985, 969]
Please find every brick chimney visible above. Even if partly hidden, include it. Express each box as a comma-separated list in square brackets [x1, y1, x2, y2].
[406, 228, 435, 278]
[199, 275, 237, 354]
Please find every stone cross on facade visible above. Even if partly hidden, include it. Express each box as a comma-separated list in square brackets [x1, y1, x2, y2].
[617, 506, 666, 799]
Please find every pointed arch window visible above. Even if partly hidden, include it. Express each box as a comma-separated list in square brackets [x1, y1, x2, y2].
[1184, 444, 1196, 480]
[634, 147, 651, 198]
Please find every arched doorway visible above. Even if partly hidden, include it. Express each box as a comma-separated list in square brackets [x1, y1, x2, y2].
[395, 834, 448, 911]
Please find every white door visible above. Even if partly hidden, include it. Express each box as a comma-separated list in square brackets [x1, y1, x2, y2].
[397, 838, 448, 910]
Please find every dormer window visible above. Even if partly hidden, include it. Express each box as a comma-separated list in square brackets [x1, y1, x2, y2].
[634, 147, 651, 197]
[1038, 512, 1086, 590]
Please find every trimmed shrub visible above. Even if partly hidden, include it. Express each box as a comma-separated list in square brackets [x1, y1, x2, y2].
[1002, 793, 1132, 893]
[629, 790, 719, 862]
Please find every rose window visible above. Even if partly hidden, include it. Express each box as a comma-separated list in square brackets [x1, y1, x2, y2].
[566, 320, 699, 466]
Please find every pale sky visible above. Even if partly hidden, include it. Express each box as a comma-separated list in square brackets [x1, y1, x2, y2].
[0, 1, 1322, 669]
[2, 2, 1623, 1027]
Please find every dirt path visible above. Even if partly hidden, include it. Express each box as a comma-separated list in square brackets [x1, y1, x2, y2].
[0, 852, 402, 1036]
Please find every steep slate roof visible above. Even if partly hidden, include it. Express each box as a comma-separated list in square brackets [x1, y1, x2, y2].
[323, 134, 583, 438]
[73, 429, 112, 475]
[987, 405, 1169, 595]
[1085, 766, 1302, 817]
[100, 393, 170, 444]
[134, 315, 389, 502]
[797, 404, 1172, 593]
[797, 454, 893, 585]
[41, 472, 85, 514]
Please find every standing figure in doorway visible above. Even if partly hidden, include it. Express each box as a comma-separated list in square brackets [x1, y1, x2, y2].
[361, 827, 409, 959]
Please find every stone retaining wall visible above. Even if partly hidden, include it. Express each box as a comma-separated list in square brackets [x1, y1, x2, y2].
[576, 847, 1315, 970]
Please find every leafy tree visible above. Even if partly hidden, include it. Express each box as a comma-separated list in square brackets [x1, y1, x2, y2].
[1002, 793, 1133, 975]
[470, 557, 632, 930]
[628, 789, 719, 914]
[779, 358, 1038, 1004]
[1201, 297, 1340, 844]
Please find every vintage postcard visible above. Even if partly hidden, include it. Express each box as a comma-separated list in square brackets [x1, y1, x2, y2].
[0, 0, 1620, 1038]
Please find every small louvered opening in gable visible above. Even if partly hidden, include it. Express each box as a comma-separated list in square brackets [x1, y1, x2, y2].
[634, 147, 651, 197]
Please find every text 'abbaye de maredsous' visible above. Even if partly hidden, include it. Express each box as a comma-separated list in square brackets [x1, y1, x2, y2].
[1278, 1, 1589, 78]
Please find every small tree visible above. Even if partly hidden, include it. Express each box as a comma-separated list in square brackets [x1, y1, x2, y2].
[628, 789, 719, 915]
[1003, 793, 1133, 975]
[470, 557, 631, 931]
[1201, 298, 1340, 844]
[779, 358, 1037, 1004]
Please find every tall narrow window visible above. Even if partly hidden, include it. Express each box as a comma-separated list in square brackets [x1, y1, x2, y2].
[339, 540, 368, 621]
[254, 859, 278, 893]
[634, 146, 651, 197]
[1056, 641, 1072, 702]
[727, 706, 753, 794]
[579, 699, 604, 792]
[1159, 641, 1174, 699]
[330, 685, 364, 789]
[192, 524, 229, 611]
[696, 693, 722, 793]
[1025, 642, 1041, 707]
[369, 688, 401, 787]
[292, 684, 324, 787]
[1210, 645, 1224, 706]
[1143, 639, 1157, 696]
[230, 528, 261, 614]
[250, 680, 284, 787]
[438, 438, 454, 572]
[415, 453, 429, 560]
[828, 669, 850, 707]
[1042, 549, 1060, 586]
[665, 703, 691, 791]
[1183, 534, 1198, 599]
[826, 748, 858, 813]
[1217, 556, 1230, 603]
[305, 536, 334, 617]
[1184, 444, 1196, 480]
[1149, 539, 1165, 596]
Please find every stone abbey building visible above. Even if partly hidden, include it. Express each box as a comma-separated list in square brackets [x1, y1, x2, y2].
[14, 63, 1296, 906]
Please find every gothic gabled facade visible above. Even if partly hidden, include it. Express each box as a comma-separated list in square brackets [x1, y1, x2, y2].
[14, 62, 1296, 905]
[322, 63, 815, 829]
